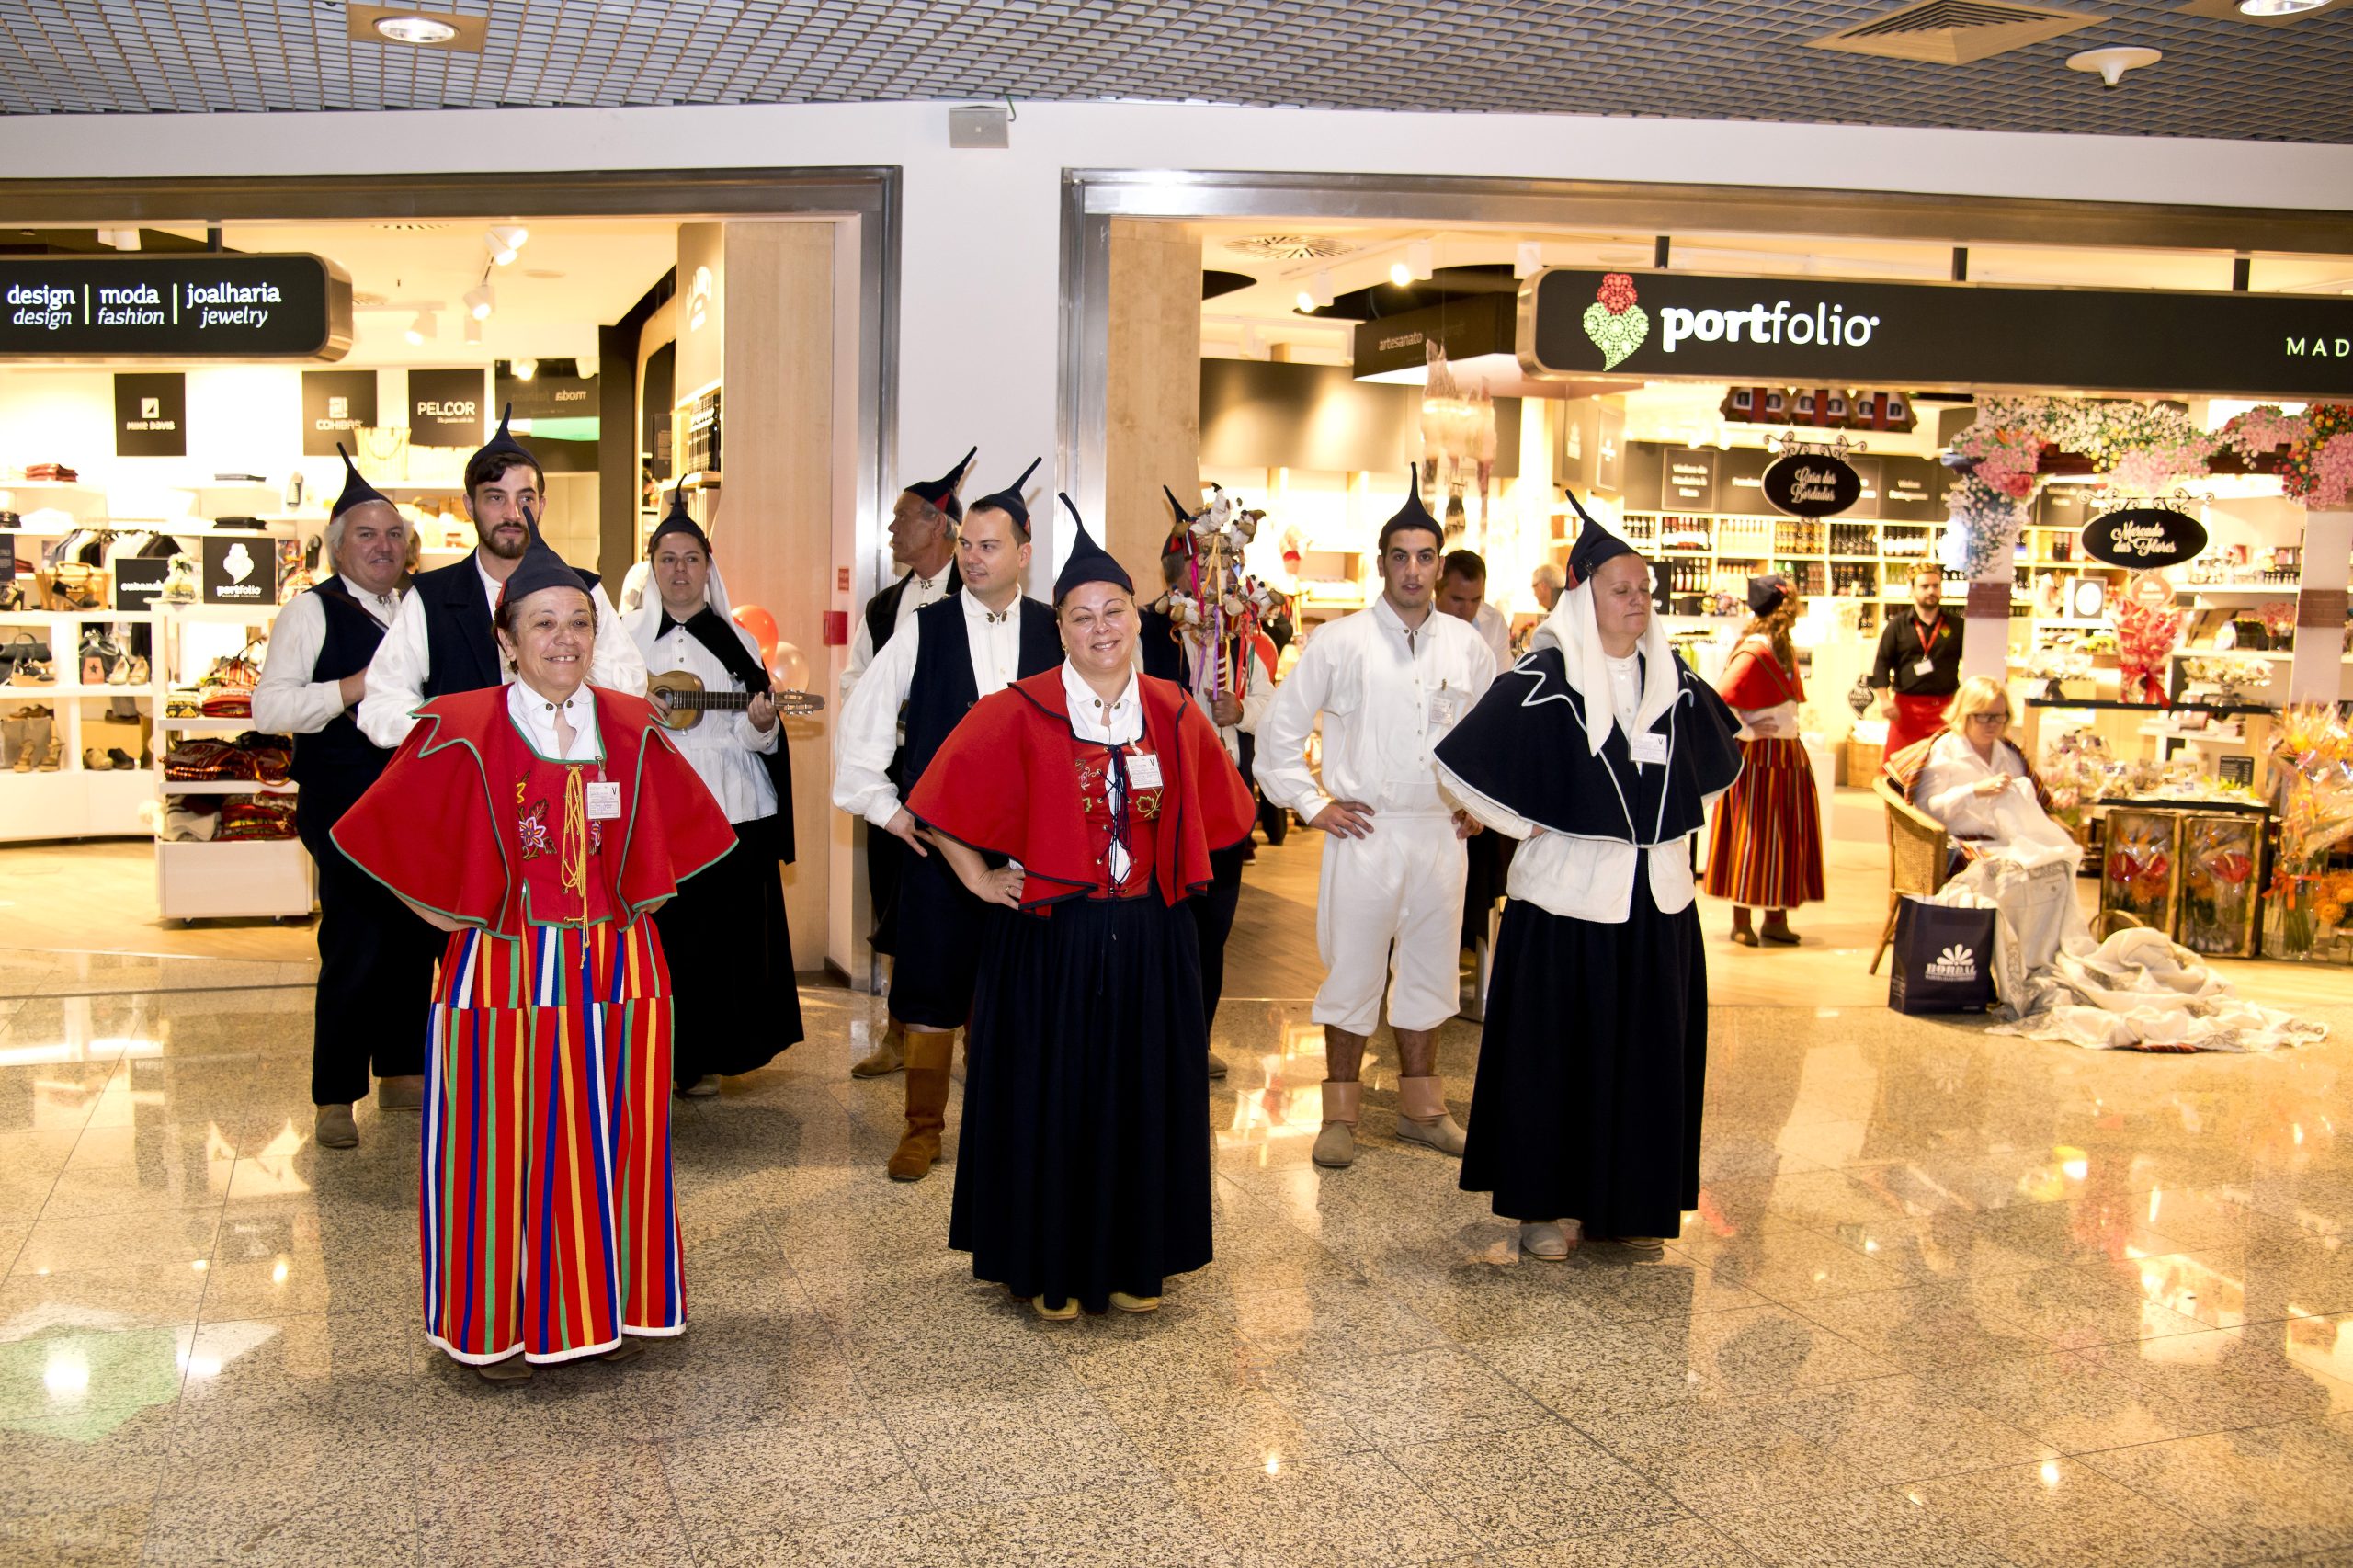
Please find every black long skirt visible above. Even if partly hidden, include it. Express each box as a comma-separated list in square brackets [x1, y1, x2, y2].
[949, 895, 1214, 1313]
[653, 815, 803, 1084]
[1459, 880, 1707, 1238]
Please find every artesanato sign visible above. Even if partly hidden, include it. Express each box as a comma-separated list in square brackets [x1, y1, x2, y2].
[2083, 506, 2209, 571]
[1762, 452, 1862, 518]
[1520, 267, 2353, 399]
[0, 254, 352, 359]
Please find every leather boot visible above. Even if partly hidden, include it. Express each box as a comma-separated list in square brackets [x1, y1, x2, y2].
[1311, 1080, 1360, 1169]
[1395, 1076, 1467, 1157]
[886, 1029, 955, 1181]
[850, 1020, 905, 1078]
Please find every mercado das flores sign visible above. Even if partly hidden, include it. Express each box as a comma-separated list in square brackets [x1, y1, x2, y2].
[1521, 267, 2353, 399]
[1, 254, 353, 359]
[2082, 506, 2209, 571]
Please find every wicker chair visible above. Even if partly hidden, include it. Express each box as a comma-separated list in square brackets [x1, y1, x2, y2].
[1870, 776, 1953, 974]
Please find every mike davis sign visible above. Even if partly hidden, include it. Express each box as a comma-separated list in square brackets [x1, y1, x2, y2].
[1519, 268, 2353, 399]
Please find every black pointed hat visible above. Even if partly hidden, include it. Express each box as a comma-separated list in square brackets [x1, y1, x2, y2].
[331, 442, 393, 520]
[1163, 483, 1198, 524]
[646, 486, 710, 554]
[470, 403, 537, 478]
[1161, 484, 1199, 559]
[968, 457, 1042, 531]
[495, 503, 592, 613]
[903, 445, 975, 521]
[1051, 494, 1132, 601]
[1377, 469, 1442, 550]
[1562, 486, 1636, 588]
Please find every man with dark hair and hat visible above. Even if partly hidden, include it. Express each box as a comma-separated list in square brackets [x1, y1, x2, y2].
[1255, 473, 1495, 1171]
[839, 446, 974, 1079]
[255, 447, 443, 1150]
[832, 456, 1061, 1181]
[1437, 500, 1745, 1259]
[358, 405, 644, 749]
[1141, 485, 1277, 1081]
[622, 491, 804, 1096]
[911, 497, 1255, 1318]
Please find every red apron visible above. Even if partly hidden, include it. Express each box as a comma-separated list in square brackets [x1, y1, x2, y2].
[1887, 692, 1947, 757]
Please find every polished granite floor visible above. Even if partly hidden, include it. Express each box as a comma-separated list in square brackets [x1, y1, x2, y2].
[6, 861, 2353, 1565]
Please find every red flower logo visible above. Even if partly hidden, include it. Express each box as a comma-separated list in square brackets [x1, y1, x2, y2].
[1597, 273, 1639, 314]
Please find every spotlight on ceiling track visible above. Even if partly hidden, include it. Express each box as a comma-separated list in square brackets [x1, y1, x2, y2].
[485, 225, 529, 266]
[462, 283, 494, 321]
[463, 316, 483, 346]
[1295, 270, 1334, 313]
[404, 311, 436, 346]
[511, 358, 538, 381]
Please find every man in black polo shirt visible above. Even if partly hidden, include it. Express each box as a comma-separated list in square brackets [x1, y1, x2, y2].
[1870, 562, 1963, 760]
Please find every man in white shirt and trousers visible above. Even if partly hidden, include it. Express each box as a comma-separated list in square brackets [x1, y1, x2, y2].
[1256, 476, 1495, 1169]
[358, 404, 644, 752]
[254, 448, 442, 1150]
[832, 458, 1062, 1182]
[839, 447, 973, 1078]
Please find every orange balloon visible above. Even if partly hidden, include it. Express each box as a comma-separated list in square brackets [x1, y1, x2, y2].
[731, 603, 779, 654]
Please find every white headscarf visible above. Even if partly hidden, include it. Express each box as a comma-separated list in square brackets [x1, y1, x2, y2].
[1530, 563, 1678, 757]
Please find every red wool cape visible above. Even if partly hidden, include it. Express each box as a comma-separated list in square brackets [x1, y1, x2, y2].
[907, 668, 1256, 912]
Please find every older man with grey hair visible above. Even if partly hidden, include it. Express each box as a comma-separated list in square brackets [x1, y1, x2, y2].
[254, 447, 442, 1150]
[1530, 561, 1565, 613]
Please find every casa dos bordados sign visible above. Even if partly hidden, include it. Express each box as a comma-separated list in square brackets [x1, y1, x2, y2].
[1762, 452, 1861, 517]
[2083, 506, 2209, 570]
[1519, 268, 2353, 399]
[0, 254, 353, 359]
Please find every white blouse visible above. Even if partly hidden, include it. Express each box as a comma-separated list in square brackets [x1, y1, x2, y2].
[621, 606, 779, 826]
[1915, 730, 2029, 840]
[506, 678, 602, 762]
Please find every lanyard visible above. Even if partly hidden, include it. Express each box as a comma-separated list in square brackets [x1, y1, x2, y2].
[1914, 612, 1943, 656]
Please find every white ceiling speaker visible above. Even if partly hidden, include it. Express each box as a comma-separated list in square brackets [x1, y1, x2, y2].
[485, 225, 529, 266]
[2066, 44, 2161, 85]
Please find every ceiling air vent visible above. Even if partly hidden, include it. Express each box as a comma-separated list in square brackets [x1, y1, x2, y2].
[1808, 0, 2107, 63]
[1226, 235, 1356, 262]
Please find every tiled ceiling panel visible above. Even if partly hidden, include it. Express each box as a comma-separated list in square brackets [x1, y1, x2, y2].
[0, 1, 2348, 142]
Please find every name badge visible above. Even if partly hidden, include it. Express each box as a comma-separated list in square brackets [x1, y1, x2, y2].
[585, 781, 621, 821]
[1427, 688, 1465, 728]
[1125, 752, 1164, 790]
[1914, 656, 1936, 676]
[1627, 732, 1668, 765]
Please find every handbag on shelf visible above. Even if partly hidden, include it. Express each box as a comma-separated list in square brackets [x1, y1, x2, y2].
[3, 629, 51, 668]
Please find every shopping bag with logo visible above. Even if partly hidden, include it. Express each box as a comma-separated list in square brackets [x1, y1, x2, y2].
[1888, 895, 1998, 1015]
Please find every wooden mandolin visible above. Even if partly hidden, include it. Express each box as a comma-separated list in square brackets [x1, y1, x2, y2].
[647, 669, 824, 731]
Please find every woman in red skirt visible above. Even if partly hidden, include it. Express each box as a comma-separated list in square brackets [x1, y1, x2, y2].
[1703, 574, 1824, 946]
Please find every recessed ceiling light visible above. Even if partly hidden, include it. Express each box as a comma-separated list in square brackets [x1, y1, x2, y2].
[374, 14, 458, 44]
[2237, 0, 2328, 12]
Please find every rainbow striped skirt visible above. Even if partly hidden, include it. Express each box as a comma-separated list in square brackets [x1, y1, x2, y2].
[422, 918, 683, 1366]
[1702, 735, 1825, 911]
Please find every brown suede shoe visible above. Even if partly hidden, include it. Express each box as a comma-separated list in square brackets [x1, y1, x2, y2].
[377, 1074, 426, 1111]
[314, 1103, 358, 1149]
[850, 1025, 904, 1078]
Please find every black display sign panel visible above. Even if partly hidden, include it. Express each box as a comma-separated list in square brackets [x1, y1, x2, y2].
[1661, 448, 1717, 511]
[1521, 268, 2353, 398]
[112, 555, 173, 611]
[2035, 485, 2096, 530]
[2084, 506, 2209, 570]
[0, 254, 351, 359]
[1846, 455, 1883, 521]
[408, 368, 485, 447]
[496, 366, 597, 424]
[1352, 294, 1516, 380]
[113, 372, 187, 457]
[1878, 456, 1946, 522]
[1717, 446, 1770, 514]
[1763, 452, 1861, 517]
[301, 370, 377, 457]
[200, 535, 274, 607]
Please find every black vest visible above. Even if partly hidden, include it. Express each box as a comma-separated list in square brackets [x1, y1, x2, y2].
[413, 551, 603, 699]
[290, 581, 395, 830]
[862, 566, 961, 654]
[901, 593, 1061, 792]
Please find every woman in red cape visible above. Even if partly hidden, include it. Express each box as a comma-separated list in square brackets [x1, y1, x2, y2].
[908, 500, 1254, 1319]
[335, 517, 735, 1380]
[1703, 574, 1825, 946]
